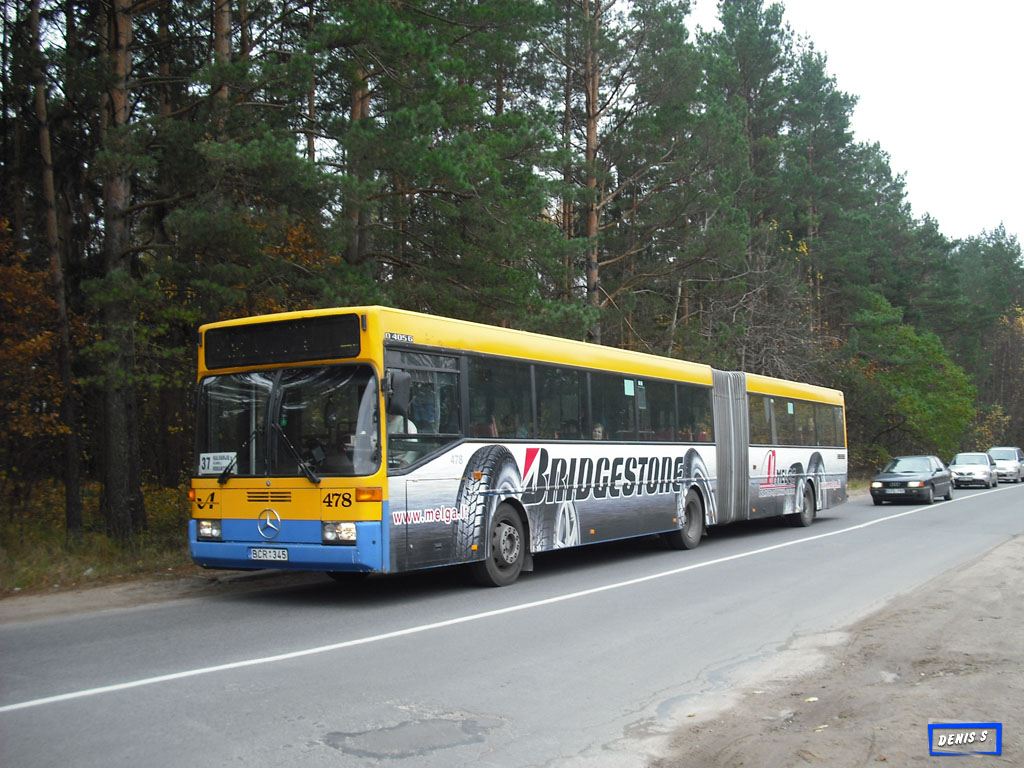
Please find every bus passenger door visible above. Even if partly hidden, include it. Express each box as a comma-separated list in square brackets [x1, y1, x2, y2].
[712, 370, 750, 524]
[398, 476, 465, 569]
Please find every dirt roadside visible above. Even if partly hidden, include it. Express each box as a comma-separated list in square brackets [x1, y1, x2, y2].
[0, 568, 327, 624]
[652, 531, 1024, 767]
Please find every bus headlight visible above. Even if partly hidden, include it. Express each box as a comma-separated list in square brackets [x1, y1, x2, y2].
[197, 519, 222, 540]
[323, 522, 357, 545]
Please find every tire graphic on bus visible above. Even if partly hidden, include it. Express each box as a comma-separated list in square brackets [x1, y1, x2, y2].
[667, 448, 715, 548]
[807, 452, 825, 509]
[552, 500, 580, 548]
[786, 458, 819, 527]
[783, 462, 805, 516]
[453, 445, 522, 560]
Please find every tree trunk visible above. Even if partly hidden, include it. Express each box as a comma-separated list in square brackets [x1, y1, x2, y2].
[8, 2, 27, 242]
[213, 0, 231, 102]
[238, 0, 251, 57]
[345, 67, 370, 265]
[31, 0, 83, 540]
[306, 3, 316, 161]
[559, 0, 574, 301]
[582, 0, 602, 342]
[101, 0, 144, 541]
[157, 4, 172, 118]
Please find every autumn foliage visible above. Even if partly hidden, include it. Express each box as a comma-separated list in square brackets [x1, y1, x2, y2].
[0, 221, 67, 501]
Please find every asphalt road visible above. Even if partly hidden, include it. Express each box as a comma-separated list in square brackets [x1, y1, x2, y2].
[2, 484, 1023, 767]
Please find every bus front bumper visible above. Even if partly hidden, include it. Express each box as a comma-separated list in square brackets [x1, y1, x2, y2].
[189, 519, 385, 573]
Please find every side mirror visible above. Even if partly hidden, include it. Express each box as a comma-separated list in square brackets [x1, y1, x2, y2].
[385, 369, 412, 417]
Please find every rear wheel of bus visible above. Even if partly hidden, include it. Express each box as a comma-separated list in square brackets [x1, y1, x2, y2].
[663, 488, 704, 550]
[788, 481, 816, 527]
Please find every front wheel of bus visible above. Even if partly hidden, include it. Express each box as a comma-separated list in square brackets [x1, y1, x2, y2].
[471, 504, 526, 587]
[664, 488, 704, 550]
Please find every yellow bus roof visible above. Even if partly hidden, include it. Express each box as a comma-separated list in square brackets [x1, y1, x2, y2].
[745, 372, 845, 406]
[200, 306, 844, 403]
[200, 306, 714, 384]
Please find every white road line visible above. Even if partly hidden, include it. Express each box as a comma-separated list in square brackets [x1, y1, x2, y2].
[0, 500, 969, 714]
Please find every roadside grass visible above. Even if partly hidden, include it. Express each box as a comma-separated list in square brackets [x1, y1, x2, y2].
[848, 475, 870, 494]
[0, 482, 200, 596]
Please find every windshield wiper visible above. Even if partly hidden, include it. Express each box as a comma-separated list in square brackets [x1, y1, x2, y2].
[218, 427, 262, 485]
[272, 423, 321, 485]
[217, 457, 237, 485]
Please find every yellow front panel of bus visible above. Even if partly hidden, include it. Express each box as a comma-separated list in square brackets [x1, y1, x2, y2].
[191, 479, 383, 521]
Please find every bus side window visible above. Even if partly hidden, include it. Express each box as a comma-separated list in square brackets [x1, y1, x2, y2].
[382, 351, 461, 466]
[590, 372, 635, 441]
[639, 379, 674, 441]
[679, 383, 713, 442]
[814, 403, 831, 446]
[794, 400, 815, 446]
[537, 366, 583, 440]
[776, 399, 797, 445]
[468, 356, 534, 439]
[748, 394, 773, 445]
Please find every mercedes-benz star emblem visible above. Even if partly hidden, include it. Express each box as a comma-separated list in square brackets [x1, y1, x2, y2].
[257, 508, 282, 540]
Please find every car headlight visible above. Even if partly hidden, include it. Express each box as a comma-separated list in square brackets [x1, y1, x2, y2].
[907, 481, 924, 488]
[197, 519, 222, 540]
[322, 522, 357, 545]
[871, 481, 883, 488]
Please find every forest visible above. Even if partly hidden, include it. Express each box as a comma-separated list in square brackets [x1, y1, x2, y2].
[2, 0, 1023, 545]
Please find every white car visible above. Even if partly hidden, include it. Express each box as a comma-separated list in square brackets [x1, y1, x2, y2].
[987, 446, 1024, 483]
[949, 452, 998, 488]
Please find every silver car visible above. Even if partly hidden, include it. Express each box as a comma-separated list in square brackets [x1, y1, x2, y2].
[949, 452, 998, 488]
[987, 446, 1024, 483]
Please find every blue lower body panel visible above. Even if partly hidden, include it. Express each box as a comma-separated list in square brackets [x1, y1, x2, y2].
[189, 519, 385, 572]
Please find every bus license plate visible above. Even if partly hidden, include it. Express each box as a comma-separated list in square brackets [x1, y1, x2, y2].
[250, 548, 289, 562]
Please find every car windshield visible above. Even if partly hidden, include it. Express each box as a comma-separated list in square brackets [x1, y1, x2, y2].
[884, 457, 932, 473]
[952, 453, 988, 464]
[195, 364, 380, 479]
[988, 449, 1016, 460]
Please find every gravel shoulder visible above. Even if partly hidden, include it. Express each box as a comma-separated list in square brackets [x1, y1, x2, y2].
[651, 532, 1024, 766]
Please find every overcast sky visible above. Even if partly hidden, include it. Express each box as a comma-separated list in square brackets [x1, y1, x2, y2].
[689, 0, 1022, 243]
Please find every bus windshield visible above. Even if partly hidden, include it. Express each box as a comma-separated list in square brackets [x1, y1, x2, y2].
[196, 364, 380, 480]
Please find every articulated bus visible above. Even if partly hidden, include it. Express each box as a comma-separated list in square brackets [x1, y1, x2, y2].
[190, 306, 847, 586]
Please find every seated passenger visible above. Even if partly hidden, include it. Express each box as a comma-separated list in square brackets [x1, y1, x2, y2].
[387, 413, 418, 467]
[388, 414, 417, 435]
